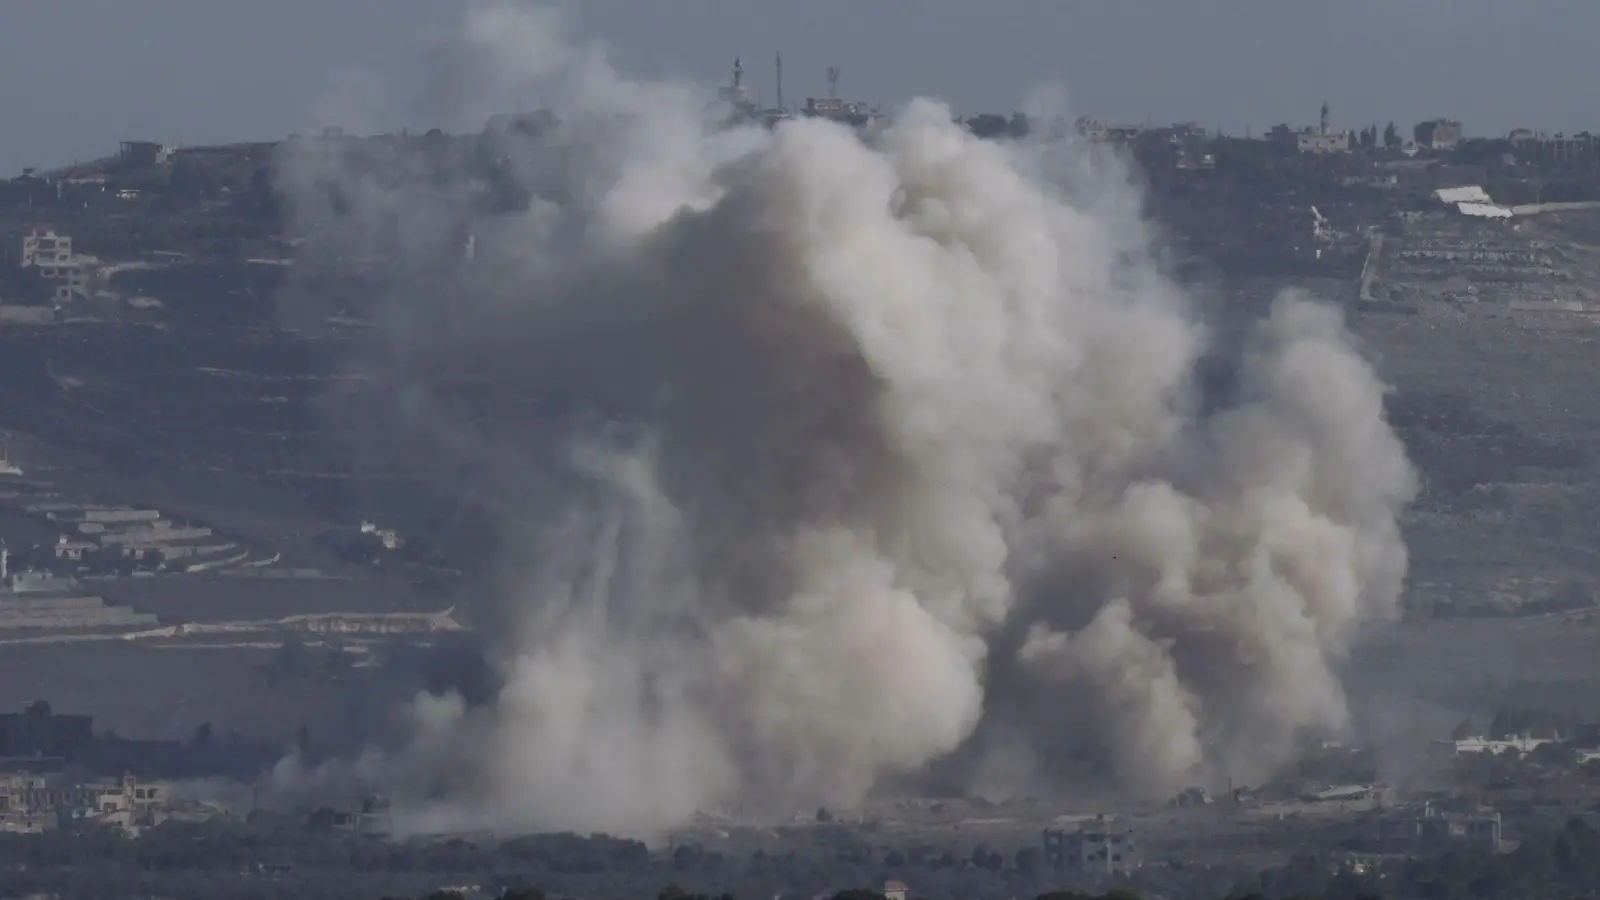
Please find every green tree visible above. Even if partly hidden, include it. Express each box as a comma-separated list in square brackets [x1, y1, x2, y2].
[267, 639, 311, 685]
[169, 155, 221, 196]
[966, 114, 1009, 139]
[970, 845, 1003, 871]
[190, 722, 215, 752]
[1530, 740, 1577, 767]
[324, 646, 355, 679]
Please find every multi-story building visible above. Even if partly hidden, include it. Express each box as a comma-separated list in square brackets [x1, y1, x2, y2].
[1544, 132, 1597, 166]
[19, 229, 86, 304]
[0, 772, 171, 830]
[1378, 803, 1502, 854]
[1499, 128, 1594, 167]
[1508, 127, 1543, 149]
[1270, 121, 1351, 154]
[1414, 119, 1463, 151]
[80, 507, 163, 525]
[1073, 118, 1143, 145]
[0, 773, 165, 814]
[1295, 130, 1352, 154]
[316, 795, 393, 836]
[1270, 102, 1353, 154]
[0, 702, 93, 760]
[803, 96, 876, 123]
[1443, 733, 1555, 756]
[1044, 822, 1139, 874]
[118, 141, 175, 167]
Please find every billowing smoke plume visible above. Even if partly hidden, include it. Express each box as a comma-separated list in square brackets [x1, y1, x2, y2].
[277, 5, 1415, 835]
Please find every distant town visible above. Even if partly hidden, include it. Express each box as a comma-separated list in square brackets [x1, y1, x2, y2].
[4, 59, 1598, 326]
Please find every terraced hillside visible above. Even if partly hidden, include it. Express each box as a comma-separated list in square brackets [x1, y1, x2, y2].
[1358, 208, 1600, 616]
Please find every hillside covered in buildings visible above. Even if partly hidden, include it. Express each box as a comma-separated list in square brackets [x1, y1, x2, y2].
[5, 97, 1600, 616]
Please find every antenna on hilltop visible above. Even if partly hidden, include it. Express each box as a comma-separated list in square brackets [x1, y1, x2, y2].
[776, 52, 785, 112]
[733, 58, 743, 88]
[827, 66, 840, 100]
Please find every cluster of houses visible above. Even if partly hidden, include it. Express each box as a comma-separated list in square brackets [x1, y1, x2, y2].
[0, 772, 173, 834]
[35, 503, 223, 567]
[1441, 730, 1600, 765]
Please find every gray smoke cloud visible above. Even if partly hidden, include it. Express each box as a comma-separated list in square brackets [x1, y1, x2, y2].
[276, 4, 1416, 835]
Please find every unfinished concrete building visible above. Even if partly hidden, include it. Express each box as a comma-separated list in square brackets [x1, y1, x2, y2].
[1378, 803, 1503, 854]
[0, 701, 93, 760]
[1414, 119, 1464, 151]
[117, 141, 175, 168]
[19, 228, 85, 304]
[1044, 823, 1140, 874]
[0, 772, 172, 834]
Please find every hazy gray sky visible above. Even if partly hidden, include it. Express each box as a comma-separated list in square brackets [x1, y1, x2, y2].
[3, 0, 1595, 175]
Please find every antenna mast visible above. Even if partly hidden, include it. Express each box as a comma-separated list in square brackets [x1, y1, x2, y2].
[776, 52, 785, 112]
[827, 66, 840, 99]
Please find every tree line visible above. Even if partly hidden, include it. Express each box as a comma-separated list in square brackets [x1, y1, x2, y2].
[7, 806, 1600, 900]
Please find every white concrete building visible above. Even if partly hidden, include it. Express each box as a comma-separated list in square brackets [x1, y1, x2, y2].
[1448, 734, 1554, 755]
[83, 508, 162, 524]
[19, 229, 86, 304]
[1296, 130, 1352, 154]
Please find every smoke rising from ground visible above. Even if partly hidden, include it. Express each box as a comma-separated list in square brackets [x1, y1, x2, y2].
[278, 5, 1416, 835]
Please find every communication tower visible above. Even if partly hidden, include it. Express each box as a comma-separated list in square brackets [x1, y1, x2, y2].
[776, 52, 785, 112]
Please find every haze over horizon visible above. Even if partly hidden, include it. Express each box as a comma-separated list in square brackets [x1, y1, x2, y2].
[2, 0, 1597, 176]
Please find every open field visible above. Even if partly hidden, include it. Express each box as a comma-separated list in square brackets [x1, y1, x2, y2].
[87, 574, 443, 622]
[0, 636, 470, 747]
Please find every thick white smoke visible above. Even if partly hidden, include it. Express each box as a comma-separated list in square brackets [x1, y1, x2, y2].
[278, 5, 1415, 835]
